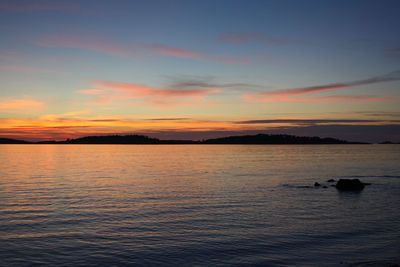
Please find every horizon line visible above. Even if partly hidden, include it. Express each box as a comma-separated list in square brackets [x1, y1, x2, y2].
[0, 133, 382, 144]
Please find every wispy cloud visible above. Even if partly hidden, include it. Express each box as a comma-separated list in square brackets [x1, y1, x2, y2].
[142, 43, 250, 64]
[96, 81, 216, 97]
[143, 44, 199, 59]
[172, 81, 259, 90]
[244, 93, 394, 103]
[38, 110, 92, 122]
[315, 95, 392, 102]
[35, 34, 249, 64]
[87, 119, 121, 122]
[269, 71, 400, 95]
[355, 111, 400, 118]
[79, 80, 218, 106]
[218, 32, 289, 45]
[0, 98, 44, 111]
[0, 1, 79, 12]
[244, 70, 400, 102]
[166, 76, 264, 92]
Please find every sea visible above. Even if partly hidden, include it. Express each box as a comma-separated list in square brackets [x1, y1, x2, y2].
[0, 144, 399, 267]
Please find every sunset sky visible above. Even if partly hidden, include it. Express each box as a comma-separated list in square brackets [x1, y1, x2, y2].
[1, 0, 399, 142]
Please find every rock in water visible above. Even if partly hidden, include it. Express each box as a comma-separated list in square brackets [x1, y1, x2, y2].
[335, 179, 365, 191]
[327, 179, 335, 182]
[314, 182, 321, 187]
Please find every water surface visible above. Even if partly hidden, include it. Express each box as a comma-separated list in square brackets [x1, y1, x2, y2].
[0, 145, 399, 266]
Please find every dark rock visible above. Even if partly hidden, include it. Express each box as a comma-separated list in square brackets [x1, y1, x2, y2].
[314, 182, 321, 187]
[327, 179, 335, 182]
[335, 179, 365, 191]
[322, 185, 328, 188]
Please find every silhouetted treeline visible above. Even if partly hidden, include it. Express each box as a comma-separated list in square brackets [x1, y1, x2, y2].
[0, 138, 31, 144]
[62, 135, 160, 144]
[0, 134, 370, 144]
[379, 141, 400, 144]
[202, 134, 364, 144]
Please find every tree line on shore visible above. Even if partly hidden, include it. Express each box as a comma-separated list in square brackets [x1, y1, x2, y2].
[0, 133, 374, 144]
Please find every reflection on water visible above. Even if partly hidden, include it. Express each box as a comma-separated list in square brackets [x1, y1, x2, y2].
[0, 145, 399, 266]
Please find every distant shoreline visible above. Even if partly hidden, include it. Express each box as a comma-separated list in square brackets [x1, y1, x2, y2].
[0, 143, 377, 145]
[0, 133, 385, 145]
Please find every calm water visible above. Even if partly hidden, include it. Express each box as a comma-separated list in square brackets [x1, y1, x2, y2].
[0, 145, 399, 267]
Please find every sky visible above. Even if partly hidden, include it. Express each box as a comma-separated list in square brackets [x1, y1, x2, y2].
[0, 0, 399, 142]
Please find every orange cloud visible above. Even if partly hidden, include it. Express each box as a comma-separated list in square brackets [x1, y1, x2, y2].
[0, 98, 44, 111]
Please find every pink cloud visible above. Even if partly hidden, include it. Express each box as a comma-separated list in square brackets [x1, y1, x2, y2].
[243, 93, 304, 103]
[143, 44, 199, 59]
[143, 43, 250, 64]
[80, 80, 218, 106]
[96, 81, 216, 97]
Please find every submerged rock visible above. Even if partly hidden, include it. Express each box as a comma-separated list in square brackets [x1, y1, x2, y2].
[322, 185, 328, 188]
[314, 182, 321, 187]
[335, 179, 365, 191]
[327, 179, 336, 183]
